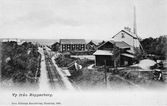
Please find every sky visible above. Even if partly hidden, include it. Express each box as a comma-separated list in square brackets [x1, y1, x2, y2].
[0, 0, 166, 40]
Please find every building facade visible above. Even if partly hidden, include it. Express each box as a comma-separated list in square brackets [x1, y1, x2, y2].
[59, 39, 86, 52]
[94, 41, 115, 67]
[93, 40, 134, 67]
[112, 27, 140, 49]
[86, 40, 99, 51]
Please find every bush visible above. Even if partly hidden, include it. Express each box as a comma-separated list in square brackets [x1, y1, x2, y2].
[70, 68, 105, 89]
[77, 59, 94, 68]
[63, 52, 71, 58]
[55, 55, 76, 67]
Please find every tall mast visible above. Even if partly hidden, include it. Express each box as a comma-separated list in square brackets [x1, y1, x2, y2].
[133, 5, 137, 35]
[133, 5, 145, 53]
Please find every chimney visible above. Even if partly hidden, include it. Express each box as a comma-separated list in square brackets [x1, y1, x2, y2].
[124, 27, 131, 32]
[124, 27, 127, 30]
[133, 5, 137, 35]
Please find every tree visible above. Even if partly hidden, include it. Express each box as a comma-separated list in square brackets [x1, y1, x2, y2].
[134, 47, 146, 63]
[141, 35, 167, 60]
[112, 43, 120, 68]
[1, 41, 41, 85]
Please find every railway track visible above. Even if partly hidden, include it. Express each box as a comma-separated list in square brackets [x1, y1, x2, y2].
[43, 49, 66, 90]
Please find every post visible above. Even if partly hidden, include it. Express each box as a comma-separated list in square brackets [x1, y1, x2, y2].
[104, 60, 107, 86]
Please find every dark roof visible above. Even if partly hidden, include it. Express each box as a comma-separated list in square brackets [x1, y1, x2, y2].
[87, 40, 99, 45]
[112, 30, 137, 39]
[97, 40, 131, 49]
[97, 41, 114, 49]
[60, 39, 86, 44]
[115, 41, 131, 49]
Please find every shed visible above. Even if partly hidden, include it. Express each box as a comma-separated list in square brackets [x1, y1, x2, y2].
[120, 53, 134, 66]
[93, 50, 114, 67]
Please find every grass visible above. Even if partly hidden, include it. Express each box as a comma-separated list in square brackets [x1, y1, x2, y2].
[68, 65, 166, 90]
[57, 52, 167, 90]
[70, 68, 105, 90]
[107, 67, 166, 90]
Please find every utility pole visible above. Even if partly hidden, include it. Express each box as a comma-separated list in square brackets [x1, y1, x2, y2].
[133, 5, 137, 35]
[104, 60, 107, 87]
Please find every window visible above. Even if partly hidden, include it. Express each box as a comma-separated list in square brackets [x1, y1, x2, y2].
[121, 33, 125, 38]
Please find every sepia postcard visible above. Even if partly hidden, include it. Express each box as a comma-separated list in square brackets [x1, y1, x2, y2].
[0, 0, 167, 106]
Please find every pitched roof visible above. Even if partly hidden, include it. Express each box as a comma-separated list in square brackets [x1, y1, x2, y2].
[91, 40, 99, 45]
[87, 40, 99, 45]
[126, 50, 135, 54]
[97, 40, 131, 49]
[121, 53, 134, 58]
[60, 39, 86, 44]
[112, 30, 137, 39]
[97, 40, 114, 49]
[97, 41, 113, 48]
[115, 41, 131, 49]
[93, 50, 113, 56]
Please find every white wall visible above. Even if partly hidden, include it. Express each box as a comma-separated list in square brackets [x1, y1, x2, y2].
[134, 39, 140, 48]
[113, 31, 133, 46]
[113, 31, 140, 48]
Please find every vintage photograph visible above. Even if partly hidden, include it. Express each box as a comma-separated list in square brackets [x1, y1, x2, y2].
[0, 0, 167, 105]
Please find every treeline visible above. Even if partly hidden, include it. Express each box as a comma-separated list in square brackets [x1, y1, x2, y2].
[141, 35, 167, 60]
[1, 41, 41, 85]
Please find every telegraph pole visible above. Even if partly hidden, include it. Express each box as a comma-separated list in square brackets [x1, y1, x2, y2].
[133, 5, 137, 35]
[104, 60, 107, 86]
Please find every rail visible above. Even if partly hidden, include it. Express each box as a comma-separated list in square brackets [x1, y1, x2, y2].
[43, 49, 66, 89]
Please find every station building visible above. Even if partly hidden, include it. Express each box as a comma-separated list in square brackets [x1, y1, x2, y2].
[59, 39, 86, 52]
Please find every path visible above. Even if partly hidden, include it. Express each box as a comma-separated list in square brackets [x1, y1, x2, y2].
[51, 57, 76, 91]
[38, 47, 51, 91]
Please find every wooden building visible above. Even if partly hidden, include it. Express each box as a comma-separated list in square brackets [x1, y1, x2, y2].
[51, 42, 60, 51]
[112, 27, 140, 51]
[93, 40, 134, 67]
[94, 41, 114, 67]
[59, 39, 86, 52]
[115, 41, 134, 66]
[120, 53, 134, 66]
[94, 50, 114, 66]
[86, 40, 99, 51]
